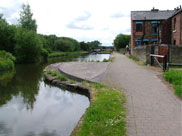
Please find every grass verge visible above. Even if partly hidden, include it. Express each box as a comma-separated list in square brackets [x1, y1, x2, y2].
[73, 83, 126, 136]
[164, 70, 182, 99]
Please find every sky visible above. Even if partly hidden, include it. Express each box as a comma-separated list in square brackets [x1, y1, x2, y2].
[0, 0, 181, 46]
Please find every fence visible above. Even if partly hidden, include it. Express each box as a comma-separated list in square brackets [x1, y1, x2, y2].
[132, 44, 182, 66]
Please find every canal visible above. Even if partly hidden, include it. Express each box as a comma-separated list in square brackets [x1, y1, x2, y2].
[0, 53, 110, 136]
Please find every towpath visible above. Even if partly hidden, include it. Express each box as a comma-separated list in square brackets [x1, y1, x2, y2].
[101, 53, 182, 136]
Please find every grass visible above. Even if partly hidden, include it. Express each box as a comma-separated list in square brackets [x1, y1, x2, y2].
[56, 74, 68, 81]
[70, 80, 76, 84]
[164, 70, 182, 99]
[75, 83, 126, 136]
[47, 70, 68, 81]
[103, 58, 110, 62]
[128, 55, 139, 62]
[48, 51, 88, 58]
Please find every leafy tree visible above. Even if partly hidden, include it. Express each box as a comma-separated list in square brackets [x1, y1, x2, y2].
[80, 41, 90, 51]
[54, 37, 80, 52]
[19, 4, 37, 31]
[42, 34, 58, 51]
[114, 34, 130, 51]
[88, 40, 101, 49]
[54, 39, 73, 52]
[15, 28, 42, 63]
[0, 15, 17, 54]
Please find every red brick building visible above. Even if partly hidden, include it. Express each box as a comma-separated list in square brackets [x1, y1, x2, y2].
[171, 9, 182, 45]
[131, 7, 182, 55]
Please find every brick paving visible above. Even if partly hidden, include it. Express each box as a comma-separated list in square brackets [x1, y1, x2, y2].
[101, 53, 182, 136]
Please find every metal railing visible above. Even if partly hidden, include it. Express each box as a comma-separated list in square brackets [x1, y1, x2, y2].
[150, 54, 167, 71]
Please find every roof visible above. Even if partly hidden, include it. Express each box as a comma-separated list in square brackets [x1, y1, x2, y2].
[170, 9, 182, 18]
[131, 10, 176, 20]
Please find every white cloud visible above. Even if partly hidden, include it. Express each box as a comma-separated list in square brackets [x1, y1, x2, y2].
[0, 0, 181, 46]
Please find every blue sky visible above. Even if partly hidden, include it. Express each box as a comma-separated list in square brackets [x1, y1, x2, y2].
[0, 0, 181, 46]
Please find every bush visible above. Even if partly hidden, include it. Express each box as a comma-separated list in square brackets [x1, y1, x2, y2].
[15, 28, 42, 63]
[0, 50, 16, 71]
[41, 48, 48, 62]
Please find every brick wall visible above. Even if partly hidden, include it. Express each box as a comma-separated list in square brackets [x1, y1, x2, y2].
[181, 13, 182, 45]
[171, 12, 182, 45]
[131, 20, 171, 55]
[161, 19, 172, 44]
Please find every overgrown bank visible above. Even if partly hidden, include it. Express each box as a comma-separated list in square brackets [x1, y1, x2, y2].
[43, 67, 127, 136]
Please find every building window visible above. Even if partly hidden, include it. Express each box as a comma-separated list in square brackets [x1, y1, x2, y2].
[151, 39, 158, 45]
[135, 39, 142, 46]
[136, 22, 143, 32]
[151, 23, 158, 34]
[143, 39, 149, 45]
[173, 39, 176, 45]
[174, 18, 176, 31]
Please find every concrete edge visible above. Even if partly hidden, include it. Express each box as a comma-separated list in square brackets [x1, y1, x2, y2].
[43, 66, 95, 135]
[58, 66, 96, 83]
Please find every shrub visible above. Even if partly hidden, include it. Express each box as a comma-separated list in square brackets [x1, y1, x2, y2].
[0, 50, 16, 71]
[15, 28, 42, 63]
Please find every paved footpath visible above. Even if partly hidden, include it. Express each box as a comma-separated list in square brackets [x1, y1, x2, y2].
[101, 53, 182, 136]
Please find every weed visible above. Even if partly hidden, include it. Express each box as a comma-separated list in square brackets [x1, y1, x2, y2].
[70, 80, 76, 84]
[56, 74, 67, 81]
[128, 55, 139, 62]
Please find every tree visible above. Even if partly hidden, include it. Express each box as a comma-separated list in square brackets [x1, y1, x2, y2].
[19, 4, 37, 31]
[0, 15, 17, 54]
[54, 39, 73, 52]
[54, 37, 80, 52]
[15, 28, 42, 63]
[114, 34, 130, 51]
[80, 41, 90, 51]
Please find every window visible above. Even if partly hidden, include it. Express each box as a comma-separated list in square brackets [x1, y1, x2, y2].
[136, 24, 142, 32]
[174, 18, 176, 31]
[135, 40, 142, 46]
[173, 40, 176, 45]
[151, 39, 158, 45]
[152, 23, 158, 34]
[143, 39, 149, 45]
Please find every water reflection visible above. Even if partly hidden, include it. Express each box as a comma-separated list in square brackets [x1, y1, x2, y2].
[0, 82, 89, 136]
[0, 53, 109, 136]
[0, 64, 44, 109]
[0, 69, 16, 87]
[77, 54, 110, 62]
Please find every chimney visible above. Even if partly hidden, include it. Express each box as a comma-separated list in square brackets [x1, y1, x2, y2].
[180, 5, 181, 9]
[151, 7, 159, 11]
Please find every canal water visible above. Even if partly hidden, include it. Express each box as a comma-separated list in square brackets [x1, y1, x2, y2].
[0, 54, 110, 136]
